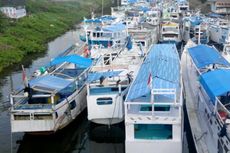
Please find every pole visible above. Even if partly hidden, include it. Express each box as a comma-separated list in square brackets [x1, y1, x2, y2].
[198, 24, 201, 45]
[102, 0, 104, 16]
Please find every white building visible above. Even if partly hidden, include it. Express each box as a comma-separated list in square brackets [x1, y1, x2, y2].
[0, 6, 26, 19]
[0, 0, 26, 19]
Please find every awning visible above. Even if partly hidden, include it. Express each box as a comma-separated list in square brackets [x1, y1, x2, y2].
[200, 69, 230, 103]
[29, 75, 73, 93]
[102, 23, 126, 32]
[49, 54, 92, 68]
[87, 71, 122, 83]
[188, 45, 230, 69]
[126, 44, 180, 101]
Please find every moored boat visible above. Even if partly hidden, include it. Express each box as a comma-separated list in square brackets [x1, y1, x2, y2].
[10, 50, 92, 133]
[182, 41, 230, 153]
[125, 43, 183, 153]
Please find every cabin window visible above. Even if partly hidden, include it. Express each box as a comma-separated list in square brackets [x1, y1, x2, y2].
[70, 100, 76, 110]
[97, 97, 113, 105]
[134, 124, 172, 140]
[140, 105, 170, 111]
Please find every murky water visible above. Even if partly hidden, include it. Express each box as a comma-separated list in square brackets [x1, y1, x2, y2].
[0, 25, 195, 153]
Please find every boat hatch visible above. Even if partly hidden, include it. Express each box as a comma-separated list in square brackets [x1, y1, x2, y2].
[134, 124, 172, 140]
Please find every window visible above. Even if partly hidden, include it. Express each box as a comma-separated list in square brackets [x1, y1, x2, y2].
[70, 100, 76, 110]
[97, 97, 113, 105]
[134, 124, 172, 140]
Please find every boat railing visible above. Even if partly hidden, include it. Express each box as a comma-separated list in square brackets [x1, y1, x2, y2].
[125, 88, 182, 119]
[10, 94, 54, 110]
[215, 97, 230, 125]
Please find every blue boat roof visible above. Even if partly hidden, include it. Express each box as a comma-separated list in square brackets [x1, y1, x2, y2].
[126, 44, 180, 101]
[200, 69, 230, 103]
[87, 71, 122, 83]
[128, 0, 137, 3]
[49, 54, 92, 68]
[188, 45, 230, 69]
[84, 16, 116, 23]
[189, 16, 202, 26]
[29, 75, 73, 93]
[102, 23, 126, 32]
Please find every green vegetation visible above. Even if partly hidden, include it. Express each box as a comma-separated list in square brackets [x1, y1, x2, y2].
[0, 0, 112, 72]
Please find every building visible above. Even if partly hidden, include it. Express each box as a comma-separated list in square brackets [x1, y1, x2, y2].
[208, 0, 230, 15]
[0, 0, 26, 19]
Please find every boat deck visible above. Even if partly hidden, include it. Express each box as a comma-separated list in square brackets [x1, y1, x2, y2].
[181, 44, 212, 153]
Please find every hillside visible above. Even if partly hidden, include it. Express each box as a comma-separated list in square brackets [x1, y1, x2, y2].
[189, 0, 211, 13]
[0, 0, 112, 72]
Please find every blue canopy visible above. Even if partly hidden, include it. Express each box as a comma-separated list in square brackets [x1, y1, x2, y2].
[200, 69, 230, 103]
[189, 16, 202, 26]
[138, 6, 150, 12]
[84, 16, 116, 23]
[87, 71, 122, 83]
[188, 45, 230, 69]
[29, 75, 72, 92]
[128, 0, 137, 3]
[49, 54, 92, 68]
[103, 23, 126, 32]
[126, 44, 180, 101]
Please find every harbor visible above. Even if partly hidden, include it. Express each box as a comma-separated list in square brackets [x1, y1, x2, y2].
[0, 0, 230, 152]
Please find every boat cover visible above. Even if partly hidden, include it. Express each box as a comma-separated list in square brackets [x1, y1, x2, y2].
[87, 71, 122, 83]
[200, 69, 230, 103]
[29, 75, 73, 93]
[102, 23, 126, 32]
[128, 0, 137, 3]
[84, 16, 116, 23]
[126, 44, 180, 101]
[49, 54, 92, 68]
[188, 45, 230, 69]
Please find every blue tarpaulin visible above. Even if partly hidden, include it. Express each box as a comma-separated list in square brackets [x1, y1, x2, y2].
[126, 44, 180, 101]
[102, 23, 126, 32]
[188, 45, 230, 69]
[87, 71, 122, 83]
[128, 0, 137, 3]
[49, 54, 92, 68]
[29, 75, 72, 92]
[200, 69, 230, 103]
[84, 16, 116, 23]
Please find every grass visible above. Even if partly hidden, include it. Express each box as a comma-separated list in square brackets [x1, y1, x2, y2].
[0, 0, 112, 72]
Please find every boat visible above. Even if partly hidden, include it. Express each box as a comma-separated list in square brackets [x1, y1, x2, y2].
[181, 41, 230, 153]
[125, 43, 183, 153]
[10, 51, 92, 133]
[86, 41, 147, 125]
[177, 0, 189, 14]
[209, 18, 230, 45]
[182, 16, 209, 44]
[80, 22, 128, 56]
[160, 20, 182, 45]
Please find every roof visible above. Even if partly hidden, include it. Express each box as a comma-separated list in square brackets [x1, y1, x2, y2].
[29, 75, 73, 93]
[102, 23, 126, 32]
[87, 71, 122, 83]
[188, 45, 230, 69]
[200, 69, 230, 103]
[126, 44, 180, 101]
[0, 0, 25, 7]
[49, 54, 92, 68]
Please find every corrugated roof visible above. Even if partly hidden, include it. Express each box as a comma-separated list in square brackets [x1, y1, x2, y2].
[126, 44, 180, 101]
